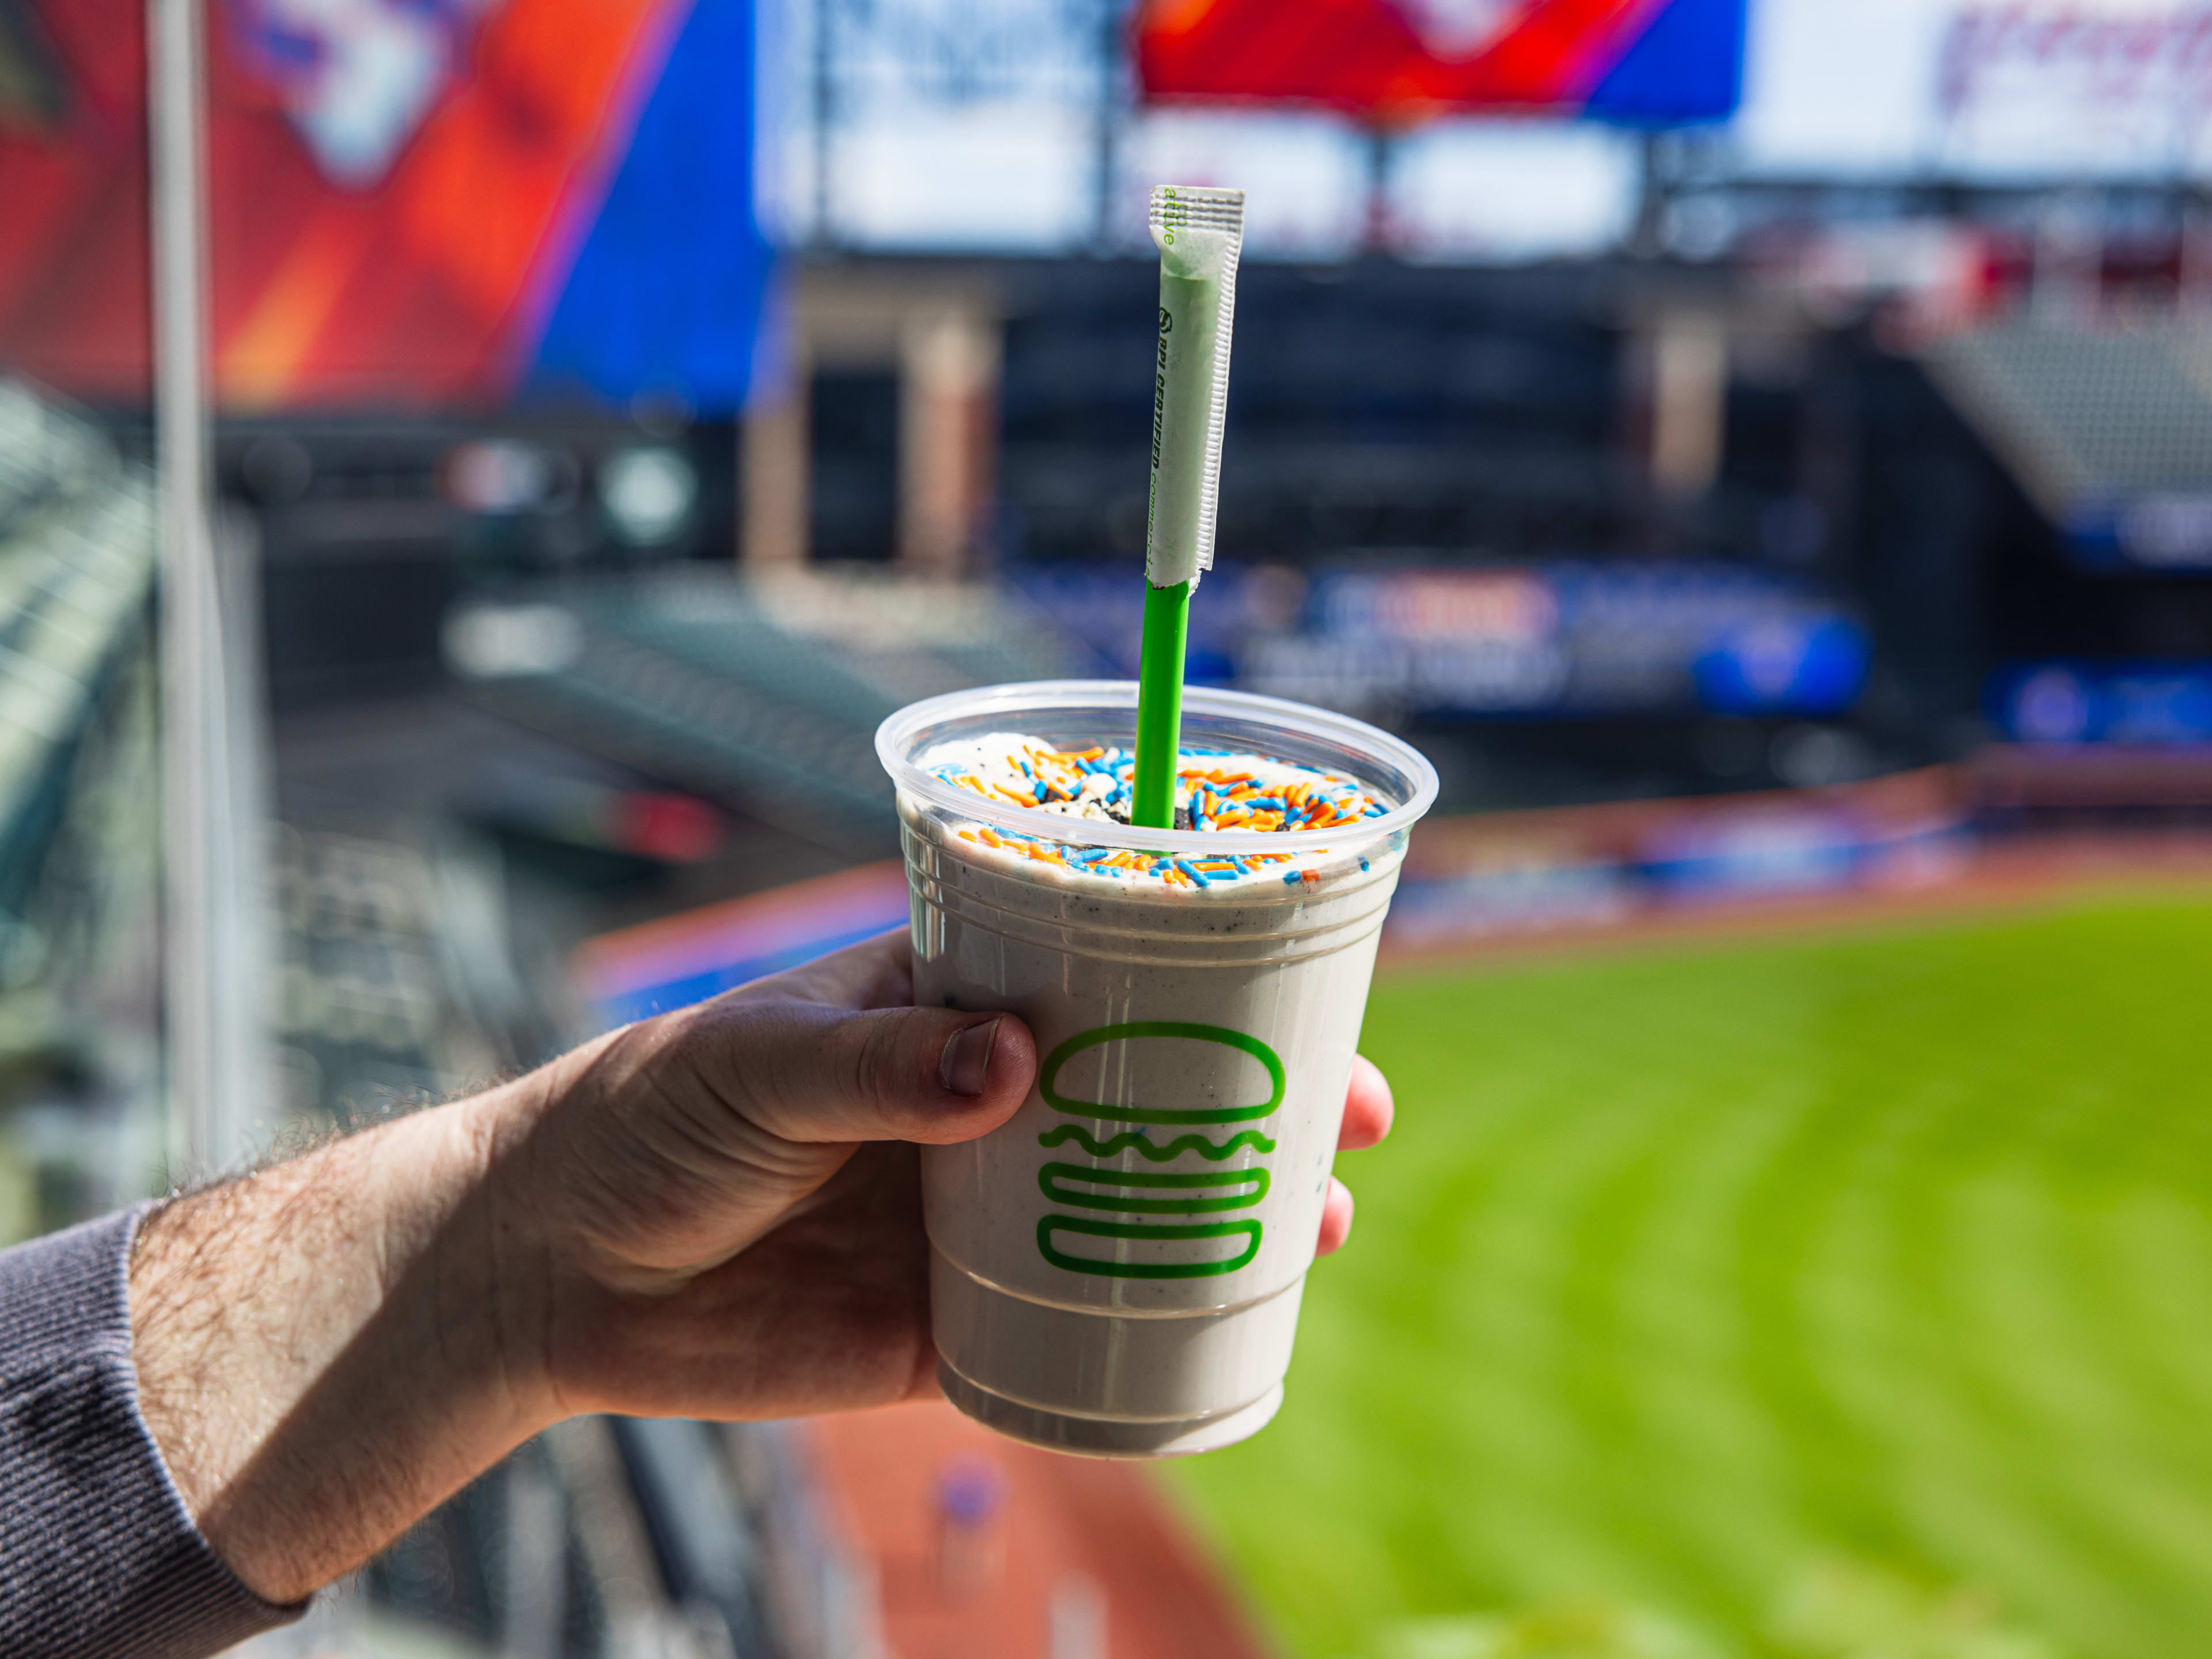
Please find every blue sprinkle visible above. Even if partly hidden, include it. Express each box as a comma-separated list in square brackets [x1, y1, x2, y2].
[1283, 871, 1301, 885]
[1175, 859, 1211, 885]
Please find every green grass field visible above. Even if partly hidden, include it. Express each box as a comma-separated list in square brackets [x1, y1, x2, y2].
[1168, 893, 2212, 1659]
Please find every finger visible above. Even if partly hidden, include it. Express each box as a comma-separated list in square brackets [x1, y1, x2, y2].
[701, 996, 1037, 1147]
[1315, 1177, 1355, 1256]
[1336, 1054, 1395, 1152]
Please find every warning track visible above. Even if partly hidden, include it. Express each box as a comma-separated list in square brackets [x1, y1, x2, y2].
[808, 1400, 1272, 1659]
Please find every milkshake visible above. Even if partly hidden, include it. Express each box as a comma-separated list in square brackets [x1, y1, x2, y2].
[876, 679, 1438, 1456]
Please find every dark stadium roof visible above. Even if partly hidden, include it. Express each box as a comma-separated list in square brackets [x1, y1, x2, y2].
[1922, 319, 2212, 563]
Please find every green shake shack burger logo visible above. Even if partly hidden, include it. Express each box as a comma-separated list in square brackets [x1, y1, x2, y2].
[1033, 1021, 1282, 1279]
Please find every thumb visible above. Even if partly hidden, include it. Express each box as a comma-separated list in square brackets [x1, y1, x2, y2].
[708, 997, 1036, 1146]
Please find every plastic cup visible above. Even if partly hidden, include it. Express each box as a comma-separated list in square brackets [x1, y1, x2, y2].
[876, 680, 1438, 1457]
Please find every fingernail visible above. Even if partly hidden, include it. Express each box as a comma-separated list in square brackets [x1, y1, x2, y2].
[941, 1017, 1001, 1097]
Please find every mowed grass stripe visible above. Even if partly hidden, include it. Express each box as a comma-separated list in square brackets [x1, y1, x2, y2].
[1855, 928, 2212, 1647]
[1841, 1162, 2157, 1648]
[1302, 1056, 1662, 1615]
[1732, 1046, 1908, 1561]
[1894, 1172, 2212, 1649]
[1438, 990, 1817, 1613]
[2098, 1195, 2212, 1462]
[1549, 1066, 1813, 1613]
[2056, 1198, 2212, 1637]
[1952, 1178, 2212, 1577]
[1168, 897, 2212, 1659]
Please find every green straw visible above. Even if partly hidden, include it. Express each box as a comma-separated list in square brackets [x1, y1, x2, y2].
[1132, 185, 1244, 832]
[1133, 579, 1192, 827]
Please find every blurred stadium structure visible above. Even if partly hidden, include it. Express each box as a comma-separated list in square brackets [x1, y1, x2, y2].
[8, 0, 2212, 1654]
[0, 384, 164, 1238]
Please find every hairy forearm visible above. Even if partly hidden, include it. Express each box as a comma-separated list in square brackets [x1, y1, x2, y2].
[116, 935, 1041, 1612]
[130, 1081, 562, 1605]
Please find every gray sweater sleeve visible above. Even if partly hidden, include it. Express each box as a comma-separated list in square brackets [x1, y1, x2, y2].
[0, 1205, 304, 1658]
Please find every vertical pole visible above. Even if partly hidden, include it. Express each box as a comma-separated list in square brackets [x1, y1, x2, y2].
[811, 0, 834, 246]
[1362, 124, 1391, 255]
[897, 310, 998, 578]
[1648, 309, 1728, 502]
[150, 0, 255, 1177]
[741, 354, 812, 570]
[1628, 131, 1665, 257]
[1093, 0, 1119, 251]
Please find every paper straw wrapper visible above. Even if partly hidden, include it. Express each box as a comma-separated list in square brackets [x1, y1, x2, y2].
[1144, 185, 1244, 591]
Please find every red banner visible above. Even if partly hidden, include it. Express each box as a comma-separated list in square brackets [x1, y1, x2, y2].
[0, 0, 712, 410]
[1136, 0, 1717, 123]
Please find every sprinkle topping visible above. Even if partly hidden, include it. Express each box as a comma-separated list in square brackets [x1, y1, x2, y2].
[917, 733, 1389, 889]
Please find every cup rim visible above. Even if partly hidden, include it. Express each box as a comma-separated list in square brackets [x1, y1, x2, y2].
[874, 679, 1441, 856]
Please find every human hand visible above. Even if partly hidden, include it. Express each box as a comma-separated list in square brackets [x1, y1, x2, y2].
[131, 929, 1394, 1605]
[509, 929, 1393, 1421]
[508, 929, 1038, 1421]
